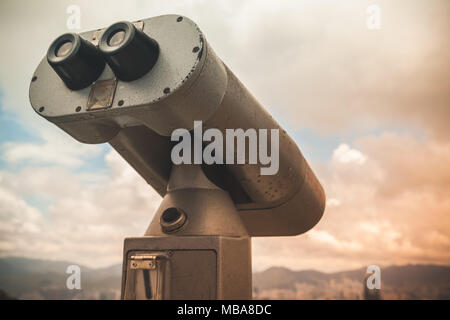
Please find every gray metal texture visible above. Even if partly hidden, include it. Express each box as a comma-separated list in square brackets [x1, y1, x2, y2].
[122, 236, 252, 300]
[145, 164, 249, 237]
[123, 164, 251, 300]
[29, 14, 326, 236]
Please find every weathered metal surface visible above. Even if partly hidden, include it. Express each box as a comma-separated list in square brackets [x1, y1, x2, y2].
[29, 14, 327, 301]
[125, 253, 169, 299]
[122, 236, 252, 300]
[86, 78, 117, 111]
[129, 255, 158, 270]
[145, 164, 249, 237]
[29, 14, 325, 237]
[123, 164, 251, 300]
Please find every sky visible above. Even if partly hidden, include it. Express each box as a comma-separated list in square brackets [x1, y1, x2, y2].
[0, 0, 449, 272]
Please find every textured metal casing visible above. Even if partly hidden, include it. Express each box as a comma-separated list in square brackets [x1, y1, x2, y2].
[122, 236, 252, 300]
[29, 14, 326, 237]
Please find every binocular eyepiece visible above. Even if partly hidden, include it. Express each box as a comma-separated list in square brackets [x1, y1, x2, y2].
[98, 21, 160, 82]
[47, 33, 105, 90]
[47, 21, 160, 89]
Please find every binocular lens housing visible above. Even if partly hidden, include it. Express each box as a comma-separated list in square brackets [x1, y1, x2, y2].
[99, 21, 160, 82]
[47, 33, 105, 90]
[31, 15, 326, 237]
[47, 22, 160, 90]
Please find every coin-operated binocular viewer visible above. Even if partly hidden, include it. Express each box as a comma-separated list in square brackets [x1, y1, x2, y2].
[29, 15, 325, 299]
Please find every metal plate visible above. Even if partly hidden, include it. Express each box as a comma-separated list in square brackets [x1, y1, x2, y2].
[87, 78, 117, 111]
[29, 15, 204, 118]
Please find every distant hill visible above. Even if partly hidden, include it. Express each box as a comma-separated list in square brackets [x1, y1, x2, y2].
[0, 257, 122, 299]
[253, 265, 450, 299]
[0, 257, 448, 299]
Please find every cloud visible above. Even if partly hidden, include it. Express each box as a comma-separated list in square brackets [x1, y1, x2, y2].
[254, 132, 450, 272]
[0, 0, 449, 273]
[1, 137, 103, 168]
[2, 0, 449, 140]
[332, 144, 367, 165]
[214, 0, 450, 141]
[3, 131, 447, 273]
[0, 150, 162, 267]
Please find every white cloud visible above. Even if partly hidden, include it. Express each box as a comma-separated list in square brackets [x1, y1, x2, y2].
[1, 132, 450, 272]
[252, 132, 450, 272]
[2, 0, 449, 139]
[0, 149, 162, 267]
[359, 221, 381, 234]
[1, 140, 103, 167]
[326, 198, 341, 207]
[332, 144, 367, 165]
[309, 230, 363, 252]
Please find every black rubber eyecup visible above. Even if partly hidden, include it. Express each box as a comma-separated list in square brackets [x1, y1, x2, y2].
[47, 32, 105, 90]
[98, 21, 159, 82]
[47, 33, 81, 65]
[98, 21, 136, 55]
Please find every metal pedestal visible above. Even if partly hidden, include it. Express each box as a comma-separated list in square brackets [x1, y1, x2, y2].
[121, 164, 252, 300]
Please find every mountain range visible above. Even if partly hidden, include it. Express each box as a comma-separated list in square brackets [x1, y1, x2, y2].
[0, 257, 448, 299]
